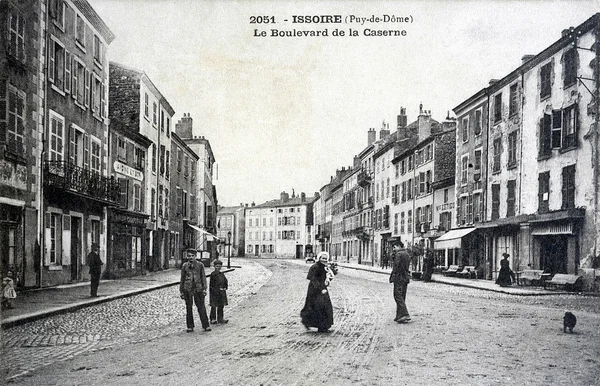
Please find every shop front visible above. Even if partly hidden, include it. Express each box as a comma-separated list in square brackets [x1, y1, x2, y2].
[107, 208, 148, 278]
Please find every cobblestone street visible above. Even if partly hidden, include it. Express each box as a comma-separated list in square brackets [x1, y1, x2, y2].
[2, 259, 600, 385]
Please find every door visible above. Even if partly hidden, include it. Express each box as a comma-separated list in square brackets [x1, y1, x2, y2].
[70, 217, 81, 281]
[295, 244, 303, 259]
[254, 245, 259, 256]
[540, 235, 567, 274]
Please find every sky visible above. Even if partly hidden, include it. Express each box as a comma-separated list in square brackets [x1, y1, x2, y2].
[88, 0, 599, 207]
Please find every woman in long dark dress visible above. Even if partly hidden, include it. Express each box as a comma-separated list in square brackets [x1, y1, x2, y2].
[495, 253, 515, 287]
[301, 252, 335, 332]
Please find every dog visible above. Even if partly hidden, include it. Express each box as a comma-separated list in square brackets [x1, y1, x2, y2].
[563, 312, 577, 333]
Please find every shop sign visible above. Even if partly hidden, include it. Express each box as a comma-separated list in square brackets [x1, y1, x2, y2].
[114, 161, 143, 181]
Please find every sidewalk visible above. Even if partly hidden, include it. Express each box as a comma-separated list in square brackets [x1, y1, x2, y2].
[1, 267, 185, 329]
[334, 261, 591, 296]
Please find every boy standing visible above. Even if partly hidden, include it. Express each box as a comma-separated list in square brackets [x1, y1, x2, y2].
[209, 260, 229, 324]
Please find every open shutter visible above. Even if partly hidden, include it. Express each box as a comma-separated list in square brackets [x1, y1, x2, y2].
[48, 40, 55, 83]
[83, 133, 89, 168]
[72, 57, 77, 99]
[0, 81, 6, 143]
[69, 125, 76, 164]
[84, 69, 90, 108]
[64, 51, 71, 93]
[101, 82, 106, 118]
[44, 213, 51, 265]
[126, 142, 134, 165]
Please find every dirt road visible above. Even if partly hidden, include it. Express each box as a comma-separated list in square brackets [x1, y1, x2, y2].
[6, 259, 600, 385]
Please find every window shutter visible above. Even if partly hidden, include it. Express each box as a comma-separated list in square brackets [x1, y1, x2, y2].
[0, 81, 6, 143]
[69, 125, 76, 164]
[84, 69, 90, 108]
[126, 142, 134, 165]
[101, 82, 106, 118]
[71, 57, 77, 99]
[64, 51, 71, 93]
[83, 133, 89, 168]
[48, 40, 55, 83]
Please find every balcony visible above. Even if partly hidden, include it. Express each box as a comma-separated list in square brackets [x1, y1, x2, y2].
[44, 161, 120, 205]
[357, 170, 372, 187]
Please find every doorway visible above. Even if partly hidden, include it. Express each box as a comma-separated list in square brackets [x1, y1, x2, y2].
[70, 216, 81, 281]
[539, 235, 568, 274]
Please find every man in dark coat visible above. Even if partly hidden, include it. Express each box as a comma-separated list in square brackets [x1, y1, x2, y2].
[180, 249, 211, 332]
[300, 251, 334, 332]
[209, 259, 229, 324]
[389, 242, 411, 323]
[88, 243, 103, 297]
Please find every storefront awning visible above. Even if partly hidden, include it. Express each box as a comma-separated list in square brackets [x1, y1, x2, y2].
[433, 227, 476, 250]
[188, 224, 217, 240]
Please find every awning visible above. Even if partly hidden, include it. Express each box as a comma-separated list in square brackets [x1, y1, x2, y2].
[433, 227, 476, 250]
[188, 224, 217, 240]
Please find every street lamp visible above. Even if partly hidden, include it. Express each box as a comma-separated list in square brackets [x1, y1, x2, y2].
[227, 231, 232, 268]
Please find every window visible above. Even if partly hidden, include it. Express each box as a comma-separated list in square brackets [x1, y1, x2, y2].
[151, 188, 156, 219]
[507, 180, 516, 217]
[48, 111, 64, 161]
[407, 179, 412, 200]
[563, 48, 577, 87]
[394, 213, 398, 234]
[562, 165, 575, 209]
[493, 93, 502, 123]
[466, 195, 473, 224]
[507, 131, 517, 168]
[562, 105, 578, 149]
[395, 164, 399, 178]
[133, 184, 142, 212]
[177, 149, 182, 172]
[152, 144, 157, 173]
[426, 170, 431, 193]
[400, 212, 405, 234]
[46, 212, 62, 265]
[153, 102, 157, 126]
[491, 184, 500, 220]
[90, 138, 100, 173]
[50, 0, 64, 29]
[474, 109, 482, 136]
[71, 58, 86, 106]
[509, 83, 518, 116]
[158, 185, 163, 217]
[182, 190, 188, 218]
[474, 149, 482, 172]
[166, 117, 170, 136]
[159, 145, 165, 175]
[401, 160, 406, 174]
[401, 181, 406, 202]
[7, 10, 25, 62]
[539, 113, 552, 157]
[135, 147, 145, 169]
[165, 151, 170, 179]
[386, 178, 390, 198]
[444, 188, 449, 203]
[407, 210, 412, 234]
[462, 116, 469, 142]
[93, 35, 103, 64]
[6, 86, 25, 154]
[461, 155, 469, 185]
[144, 93, 149, 117]
[49, 38, 65, 91]
[76, 14, 86, 47]
[540, 62, 552, 99]
[538, 172, 550, 213]
[419, 172, 426, 194]
[184, 155, 189, 176]
[473, 193, 482, 222]
[492, 138, 501, 173]
[119, 178, 129, 208]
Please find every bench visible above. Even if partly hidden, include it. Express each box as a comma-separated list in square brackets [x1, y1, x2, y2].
[457, 265, 477, 279]
[544, 274, 583, 292]
[443, 265, 461, 277]
[516, 269, 546, 286]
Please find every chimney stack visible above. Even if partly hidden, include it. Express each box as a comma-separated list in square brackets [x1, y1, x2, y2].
[521, 55, 534, 65]
[489, 79, 499, 86]
[280, 191, 289, 203]
[175, 113, 194, 139]
[301, 192, 306, 202]
[379, 121, 390, 139]
[368, 128, 376, 145]
[353, 155, 361, 169]
[397, 107, 407, 129]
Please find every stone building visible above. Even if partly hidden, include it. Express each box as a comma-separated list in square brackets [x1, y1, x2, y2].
[0, 0, 41, 287]
[41, 0, 117, 286]
[109, 62, 174, 273]
[216, 204, 246, 258]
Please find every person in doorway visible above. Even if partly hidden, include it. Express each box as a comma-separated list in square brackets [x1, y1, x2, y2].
[88, 243, 103, 297]
[300, 251, 336, 332]
[180, 249, 211, 332]
[422, 249, 435, 282]
[389, 242, 411, 323]
[495, 253, 516, 287]
[209, 259, 229, 324]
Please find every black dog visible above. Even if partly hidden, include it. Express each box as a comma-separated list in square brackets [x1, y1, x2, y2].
[563, 312, 577, 333]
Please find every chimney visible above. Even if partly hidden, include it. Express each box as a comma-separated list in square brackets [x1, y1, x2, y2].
[301, 192, 306, 202]
[280, 191, 289, 203]
[240, 203, 243, 207]
[489, 79, 499, 86]
[367, 128, 376, 145]
[245, 203, 248, 207]
[353, 155, 361, 169]
[397, 107, 407, 129]
[521, 55, 534, 65]
[175, 113, 194, 139]
[562, 27, 574, 37]
[251, 202, 255, 207]
[379, 121, 390, 139]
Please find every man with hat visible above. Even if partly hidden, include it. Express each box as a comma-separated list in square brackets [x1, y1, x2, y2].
[180, 249, 211, 332]
[389, 241, 411, 323]
[88, 243, 103, 297]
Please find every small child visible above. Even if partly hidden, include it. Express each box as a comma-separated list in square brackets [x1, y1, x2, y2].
[209, 260, 228, 324]
[2, 271, 17, 309]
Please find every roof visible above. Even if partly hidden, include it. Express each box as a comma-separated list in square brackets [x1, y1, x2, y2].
[72, 0, 115, 44]
[217, 206, 243, 215]
[253, 196, 317, 209]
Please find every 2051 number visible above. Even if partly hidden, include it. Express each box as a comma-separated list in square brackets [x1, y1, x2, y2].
[250, 16, 276, 24]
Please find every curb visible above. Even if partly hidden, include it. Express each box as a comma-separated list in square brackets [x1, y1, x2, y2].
[337, 263, 592, 297]
[1, 281, 179, 329]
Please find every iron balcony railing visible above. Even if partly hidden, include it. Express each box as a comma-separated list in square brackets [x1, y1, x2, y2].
[44, 160, 121, 204]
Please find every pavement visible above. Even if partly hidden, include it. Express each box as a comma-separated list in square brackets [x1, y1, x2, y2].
[1, 257, 589, 329]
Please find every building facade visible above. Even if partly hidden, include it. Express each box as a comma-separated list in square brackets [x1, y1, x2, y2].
[216, 204, 246, 257]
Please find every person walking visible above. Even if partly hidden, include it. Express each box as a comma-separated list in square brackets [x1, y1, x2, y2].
[300, 251, 336, 332]
[495, 253, 516, 287]
[180, 249, 211, 333]
[88, 243, 103, 297]
[389, 242, 411, 323]
[1, 271, 17, 309]
[209, 259, 229, 324]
